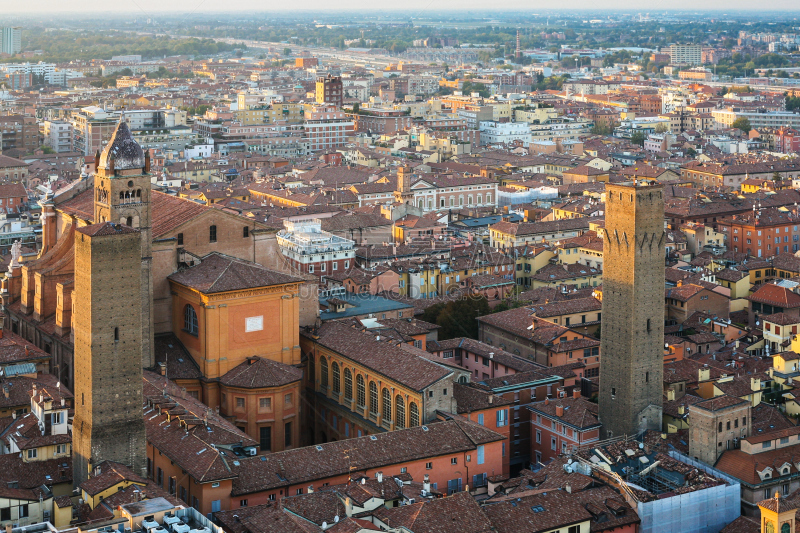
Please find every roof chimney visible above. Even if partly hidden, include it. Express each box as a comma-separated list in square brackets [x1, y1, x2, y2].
[544, 397, 549, 406]
[556, 405, 564, 417]
[573, 389, 581, 399]
[376, 471, 383, 483]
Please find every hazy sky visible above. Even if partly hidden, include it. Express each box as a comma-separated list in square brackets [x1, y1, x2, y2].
[2, 0, 800, 14]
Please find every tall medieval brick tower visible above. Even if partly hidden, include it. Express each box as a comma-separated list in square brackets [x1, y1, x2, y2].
[92, 115, 154, 368]
[72, 221, 147, 485]
[598, 182, 665, 438]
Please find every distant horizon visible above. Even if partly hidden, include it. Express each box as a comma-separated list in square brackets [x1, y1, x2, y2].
[2, 3, 800, 16]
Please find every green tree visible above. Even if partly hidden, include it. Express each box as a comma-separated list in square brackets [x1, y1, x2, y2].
[654, 123, 669, 134]
[732, 117, 752, 134]
[283, 47, 292, 56]
[352, 102, 360, 113]
[420, 296, 492, 340]
[773, 171, 783, 182]
[630, 131, 646, 146]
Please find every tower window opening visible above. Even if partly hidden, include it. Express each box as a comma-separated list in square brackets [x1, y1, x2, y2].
[645, 372, 649, 383]
[137, 189, 141, 198]
[114, 327, 119, 341]
[647, 318, 651, 332]
[611, 388, 616, 398]
[126, 216, 133, 227]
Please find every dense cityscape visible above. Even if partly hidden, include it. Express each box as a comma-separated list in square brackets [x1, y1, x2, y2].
[1, 8, 800, 533]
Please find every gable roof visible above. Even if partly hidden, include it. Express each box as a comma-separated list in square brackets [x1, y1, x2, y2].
[168, 252, 302, 293]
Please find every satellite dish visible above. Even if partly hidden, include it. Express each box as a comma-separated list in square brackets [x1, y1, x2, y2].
[639, 443, 644, 449]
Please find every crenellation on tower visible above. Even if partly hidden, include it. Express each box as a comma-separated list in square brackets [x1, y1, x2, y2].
[598, 180, 665, 438]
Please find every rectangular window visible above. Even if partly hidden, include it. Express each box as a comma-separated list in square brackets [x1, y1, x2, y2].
[551, 437, 557, 451]
[27, 449, 37, 459]
[496, 409, 508, 427]
[285, 421, 292, 447]
[177, 233, 184, 245]
[477, 445, 485, 465]
[260, 426, 272, 451]
[260, 397, 272, 410]
[209, 225, 217, 243]
[285, 393, 293, 407]
[426, 462, 433, 469]
[477, 414, 484, 426]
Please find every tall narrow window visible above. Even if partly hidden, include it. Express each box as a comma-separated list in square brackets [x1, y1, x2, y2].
[395, 395, 405, 429]
[126, 216, 133, 227]
[382, 388, 392, 422]
[369, 382, 378, 415]
[409, 402, 420, 427]
[114, 327, 119, 341]
[209, 225, 217, 243]
[320, 356, 329, 389]
[344, 369, 353, 400]
[184, 305, 198, 336]
[177, 233, 184, 246]
[357, 375, 366, 407]
[647, 318, 651, 332]
[331, 362, 340, 394]
[243, 226, 249, 238]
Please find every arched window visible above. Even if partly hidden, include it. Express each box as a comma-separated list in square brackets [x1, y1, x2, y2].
[395, 395, 405, 429]
[184, 305, 198, 336]
[409, 402, 420, 427]
[136, 189, 141, 198]
[369, 382, 378, 415]
[320, 356, 329, 389]
[344, 369, 353, 400]
[382, 388, 392, 422]
[357, 375, 366, 407]
[119, 192, 125, 201]
[331, 362, 340, 394]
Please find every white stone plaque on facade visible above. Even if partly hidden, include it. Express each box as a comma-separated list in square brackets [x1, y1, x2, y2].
[245, 316, 264, 332]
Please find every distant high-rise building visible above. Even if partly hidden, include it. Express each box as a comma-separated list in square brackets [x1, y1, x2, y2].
[663, 44, 702, 65]
[516, 30, 521, 60]
[598, 182, 665, 438]
[316, 74, 343, 108]
[1, 27, 22, 55]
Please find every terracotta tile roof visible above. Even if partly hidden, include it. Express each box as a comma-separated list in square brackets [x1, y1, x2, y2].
[752, 404, 796, 436]
[750, 283, 800, 309]
[168, 252, 302, 293]
[0, 329, 51, 365]
[58, 188, 211, 237]
[372, 491, 493, 533]
[216, 502, 320, 533]
[489, 217, 593, 237]
[304, 321, 451, 391]
[429, 338, 539, 373]
[219, 357, 302, 389]
[142, 371, 256, 484]
[153, 334, 202, 380]
[763, 312, 800, 326]
[694, 394, 749, 412]
[80, 461, 149, 496]
[528, 397, 600, 431]
[453, 383, 514, 413]
[0, 453, 71, 489]
[716, 445, 800, 485]
[229, 419, 503, 496]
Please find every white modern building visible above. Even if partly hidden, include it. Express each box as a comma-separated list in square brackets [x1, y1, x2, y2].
[41, 121, 73, 153]
[277, 220, 355, 276]
[479, 120, 531, 146]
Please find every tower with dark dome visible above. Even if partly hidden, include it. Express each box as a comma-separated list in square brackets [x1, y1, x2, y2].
[92, 115, 154, 368]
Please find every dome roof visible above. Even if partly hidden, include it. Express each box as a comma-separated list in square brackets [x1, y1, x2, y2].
[98, 116, 145, 171]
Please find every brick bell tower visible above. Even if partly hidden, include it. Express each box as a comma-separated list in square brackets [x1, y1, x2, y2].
[72, 222, 147, 485]
[598, 181, 665, 438]
[92, 114, 154, 369]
